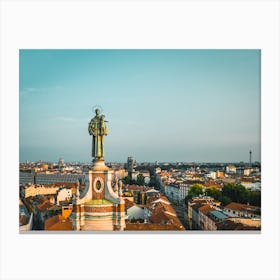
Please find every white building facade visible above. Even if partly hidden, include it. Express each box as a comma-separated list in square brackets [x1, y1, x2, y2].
[56, 187, 72, 205]
[165, 184, 189, 205]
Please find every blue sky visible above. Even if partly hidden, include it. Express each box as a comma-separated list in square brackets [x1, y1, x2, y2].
[19, 49, 260, 163]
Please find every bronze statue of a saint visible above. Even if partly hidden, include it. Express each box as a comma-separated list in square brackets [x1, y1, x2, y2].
[88, 109, 108, 161]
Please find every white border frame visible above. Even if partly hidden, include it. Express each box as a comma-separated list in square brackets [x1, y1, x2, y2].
[1, 1, 279, 280]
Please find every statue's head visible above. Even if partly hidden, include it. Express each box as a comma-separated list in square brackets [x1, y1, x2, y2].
[95, 108, 101, 116]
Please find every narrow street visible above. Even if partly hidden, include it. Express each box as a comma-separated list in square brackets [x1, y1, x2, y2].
[172, 204, 189, 230]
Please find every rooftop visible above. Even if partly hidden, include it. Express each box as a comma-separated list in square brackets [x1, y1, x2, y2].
[45, 215, 73, 230]
[210, 210, 228, 220]
[216, 218, 261, 230]
[198, 204, 216, 215]
[224, 202, 260, 212]
[125, 223, 184, 231]
[124, 198, 135, 208]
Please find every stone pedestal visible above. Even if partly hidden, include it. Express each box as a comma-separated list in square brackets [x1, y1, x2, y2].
[71, 160, 126, 231]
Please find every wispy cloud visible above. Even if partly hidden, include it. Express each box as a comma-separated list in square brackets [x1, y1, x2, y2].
[20, 85, 64, 97]
[24, 87, 37, 92]
[20, 87, 40, 97]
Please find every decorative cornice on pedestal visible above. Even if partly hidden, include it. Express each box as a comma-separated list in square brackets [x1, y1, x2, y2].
[91, 160, 109, 171]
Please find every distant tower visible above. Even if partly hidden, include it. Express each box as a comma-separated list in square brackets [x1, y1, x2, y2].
[58, 157, 65, 166]
[127, 156, 134, 178]
[249, 150, 252, 167]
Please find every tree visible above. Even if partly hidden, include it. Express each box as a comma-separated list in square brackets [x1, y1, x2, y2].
[136, 174, 145, 186]
[219, 195, 232, 206]
[122, 176, 136, 185]
[247, 191, 261, 207]
[122, 176, 130, 184]
[222, 183, 249, 204]
[205, 187, 222, 201]
[148, 175, 162, 189]
[186, 184, 204, 202]
[204, 186, 234, 206]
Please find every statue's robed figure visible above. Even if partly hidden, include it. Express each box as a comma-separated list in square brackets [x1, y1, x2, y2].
[88, 108, 108, 161]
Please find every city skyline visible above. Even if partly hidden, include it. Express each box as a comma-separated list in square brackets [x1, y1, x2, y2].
[19, 49, 261, 163]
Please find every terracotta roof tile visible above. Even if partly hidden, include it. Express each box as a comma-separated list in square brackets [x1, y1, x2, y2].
[148, 200, 185, 230]
[224, 202, 260, 212]
[216, 218, 261, 230]
[45, 215, 72, 230]
[37, 200, 52, 212]
[19, 215, 28, 226]
[124, 199, 135, 208]
[125, 223, 184, 231]
[198, 204, 216, 215]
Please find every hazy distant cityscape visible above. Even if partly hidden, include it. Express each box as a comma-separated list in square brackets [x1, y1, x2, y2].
[19, 154, 261, 231]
